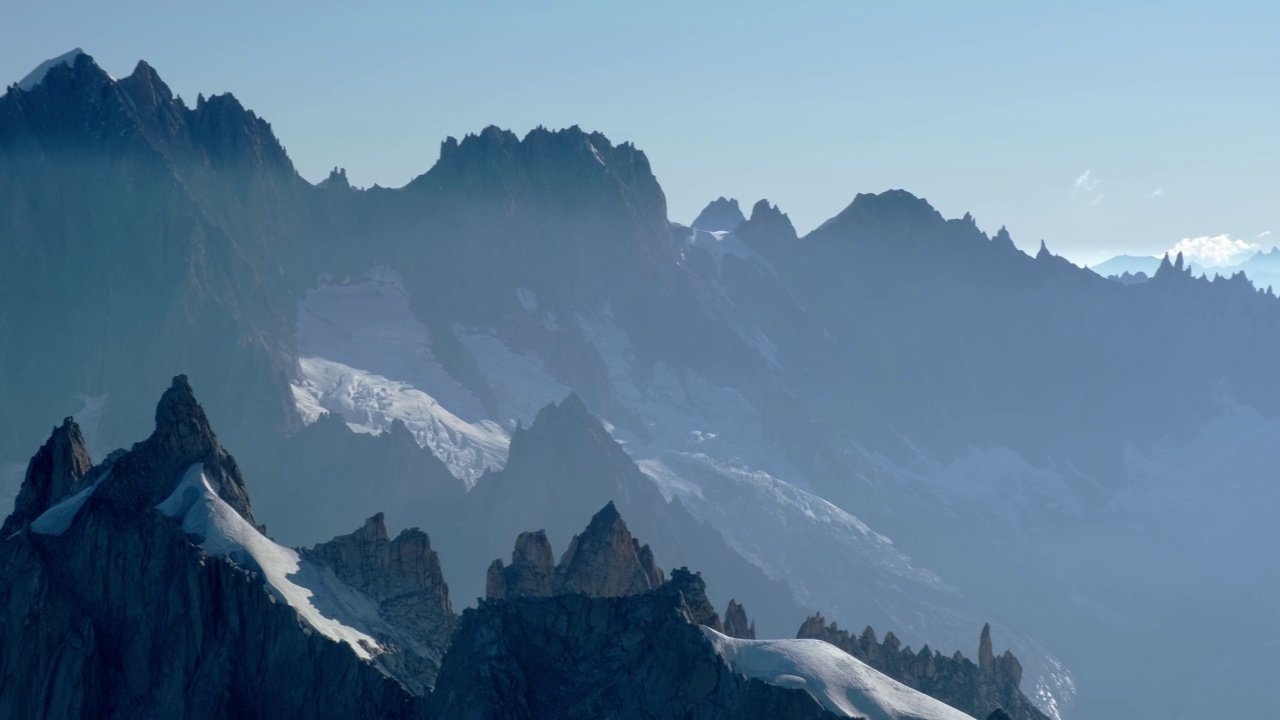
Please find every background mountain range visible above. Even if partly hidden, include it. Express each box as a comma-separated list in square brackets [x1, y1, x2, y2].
[4, 50, 1279, 719]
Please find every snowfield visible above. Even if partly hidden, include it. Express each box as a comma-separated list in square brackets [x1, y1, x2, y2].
[157, 464, 384, 659]
[701, 627, 975, 720]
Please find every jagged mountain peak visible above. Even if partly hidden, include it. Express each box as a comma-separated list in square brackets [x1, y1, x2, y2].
[992, 225, 1016, 252]
[810, 188, 947, 241]
[417, 124, 664, 217]
[737, 198, 799, 245]
[487, 501, 666, 600]
[0, 416, 95, 536]
[91, 375, 256, 526]
[513, 393, 613, 453]
[556, 500, 665, 597]
[691, 196, 745, 232]
[13, 47, 91, 91]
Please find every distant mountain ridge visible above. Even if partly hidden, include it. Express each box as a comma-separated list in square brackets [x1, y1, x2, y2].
[6, 50, 1280, 718]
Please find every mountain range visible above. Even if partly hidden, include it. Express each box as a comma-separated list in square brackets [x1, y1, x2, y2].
[5, 49, 1280, 718]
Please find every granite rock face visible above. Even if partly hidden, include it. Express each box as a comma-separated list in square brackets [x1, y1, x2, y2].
[556, 501, 666, 597]
[307, 512, 458, 693]
[797, 614, 1044, 720]
[430, 571, 834, 720]
[486, 530, 556, 599]
[723, 599, 756, 639]
[486, 502, 664, 599]
[0, 416, 93, 536]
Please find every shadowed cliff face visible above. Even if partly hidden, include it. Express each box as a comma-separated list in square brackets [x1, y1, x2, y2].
[431, 571, 834, 720]
[0, 376, 431, 720]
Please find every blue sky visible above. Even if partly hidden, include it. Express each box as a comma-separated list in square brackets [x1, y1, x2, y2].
[3, 0, 1276, 266]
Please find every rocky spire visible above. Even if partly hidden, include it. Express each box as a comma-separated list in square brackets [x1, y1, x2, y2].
[738, 199, 799, 245]
[723, 599, 756, 639]
[1173, 251, 1185, 273]
[1035, 239, 1052, 261]
[321, 166, 351, 191]
[486, 502, 666, 601]
[96, 376, 256, 526]
[663, 566, 723, 631]
[979, 622, 995, 671]
[691, 197, 745, 232]
[556, 501, 665, 597]
[487, 529, 557, 599]
[1, 417, 94, 535]
[992, 226, 1017, 253]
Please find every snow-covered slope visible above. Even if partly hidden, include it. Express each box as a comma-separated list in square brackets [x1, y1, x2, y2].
[157, 463, 384, 659]
[295, 269, 508, 483]
[701, 627, 975, 720]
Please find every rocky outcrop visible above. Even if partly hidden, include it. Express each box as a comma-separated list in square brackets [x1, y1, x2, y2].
[486, 502, 665, 600]
[307, 512, 457, 691]
[556, 501, 665, 596]
[430, 572, 833, 720]
[724, 599, 756, 639]
[691, 197, 745, 232]
[0, 417, 94, 536]
[797, 614, 1044, 720]
[486, 530, 556, 599]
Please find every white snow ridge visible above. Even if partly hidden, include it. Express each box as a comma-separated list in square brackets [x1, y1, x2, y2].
[701, 627, 975, 720]
[157, 464, 384, 659]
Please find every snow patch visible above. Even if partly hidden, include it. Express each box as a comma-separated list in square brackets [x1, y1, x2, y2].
[588, 142, 606, 166]
[701, 627, 975, 720]
[294, 358, 508, 485]
[298, 267, 488, 423]
[157, 464, 383, 659]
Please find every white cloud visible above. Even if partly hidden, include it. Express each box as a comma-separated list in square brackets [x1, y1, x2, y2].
[1258, 230, 1272, 239]
[1167, 235, 1259, 267]
[1073, 170, 1099, 193]
[1089, 194, 1104, 206]
[1146, 188, 1164, 199]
